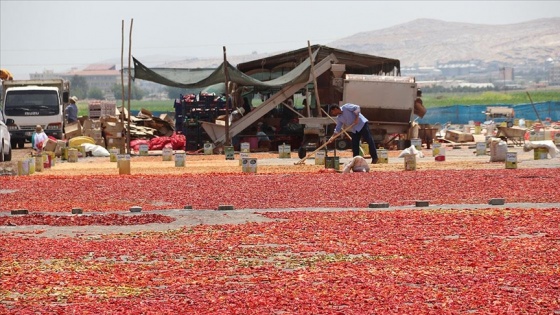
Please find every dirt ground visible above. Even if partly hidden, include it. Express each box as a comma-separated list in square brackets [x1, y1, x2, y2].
[2, 136, 559, 176]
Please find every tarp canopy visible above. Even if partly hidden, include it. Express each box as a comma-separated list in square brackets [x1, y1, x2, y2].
[132, 50, 319, 89]
[237, 45, 401, 76]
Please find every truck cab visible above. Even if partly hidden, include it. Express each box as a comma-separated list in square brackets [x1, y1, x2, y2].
[2, 79, 69, 148]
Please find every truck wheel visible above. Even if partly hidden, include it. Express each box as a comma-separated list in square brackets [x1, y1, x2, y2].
[336, 139, 350, 150]
[3, 142, 11, 162]
[298, 147, 306, 159]
[0, 139, 4, 162]
[11, 139, 17, 149]
[17, 140, 25, 149]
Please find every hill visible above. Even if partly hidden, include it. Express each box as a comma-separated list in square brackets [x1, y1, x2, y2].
[150, 18, 560, 69]
[329, 18, 560, 67]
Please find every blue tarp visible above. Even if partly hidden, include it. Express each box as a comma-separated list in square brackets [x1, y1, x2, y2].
[417, 102, 560, 125]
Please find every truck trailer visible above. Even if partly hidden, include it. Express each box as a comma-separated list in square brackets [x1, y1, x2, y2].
[1, 79, 70, 148]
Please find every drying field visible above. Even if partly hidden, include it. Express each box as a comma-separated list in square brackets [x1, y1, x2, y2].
[1, 144, 559, 314]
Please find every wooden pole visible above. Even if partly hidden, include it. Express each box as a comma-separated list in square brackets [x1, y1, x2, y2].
[305, 87, 311, 117]
[127, 19, 133, 154]
[120, 20, 125, 124]
[307, 41, 322, 117]
[223, 46, 231, 146]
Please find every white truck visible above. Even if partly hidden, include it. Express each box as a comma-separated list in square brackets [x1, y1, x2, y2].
[1, 79, 70, 149]
[342, 74, 422, 135]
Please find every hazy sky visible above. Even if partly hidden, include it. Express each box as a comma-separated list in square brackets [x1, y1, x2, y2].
[1, 0, 559, 79]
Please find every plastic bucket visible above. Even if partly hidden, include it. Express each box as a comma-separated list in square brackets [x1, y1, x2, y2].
[315, 151, 325, 165]
[378, 149, 388, 164]
[506, 152, 517, 169]
[404, 155, 416, 171]
[242, 158, 257, 173]
[325, 156, 340, 170]
[224, 146, 235, 160]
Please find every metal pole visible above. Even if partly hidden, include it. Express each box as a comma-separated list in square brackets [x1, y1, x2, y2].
[307, 41, 322, 117]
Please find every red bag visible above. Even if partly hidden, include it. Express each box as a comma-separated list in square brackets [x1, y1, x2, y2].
[170, 133, 186, 150]
[149, 137, 171, 151]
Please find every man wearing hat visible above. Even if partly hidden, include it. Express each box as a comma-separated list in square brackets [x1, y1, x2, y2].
[66, 96, 78, 124]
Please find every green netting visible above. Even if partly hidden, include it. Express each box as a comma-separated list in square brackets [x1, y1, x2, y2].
[132, 50, 318, 89]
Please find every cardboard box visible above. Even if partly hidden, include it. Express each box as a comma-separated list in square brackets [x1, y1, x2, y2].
[106, 136, 125, 153]
[65, 122, 82, 139]
[103, 122, 124, 137]
[84, 129, 103, 139]
[445, 130, 474, 143]
[83, 119, 102, 131]
[94, 138, 106, 148]
[42, 138, 58, 152]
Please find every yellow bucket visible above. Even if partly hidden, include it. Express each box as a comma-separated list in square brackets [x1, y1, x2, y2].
[68, 148, 78, 163]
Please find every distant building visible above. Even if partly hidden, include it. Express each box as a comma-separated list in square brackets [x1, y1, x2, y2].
[30, 64, 121, 95]
[437, 62, 479, 77]
[64, 64, 120, 94]
[549, 63, 560, 85]
[29, 69, 60, 80]
[499, 67, 515, 81]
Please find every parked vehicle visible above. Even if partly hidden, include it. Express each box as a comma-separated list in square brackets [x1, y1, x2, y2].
[0, 108, 12, 161]
[1, 79, 69, 149]
[484, 106, 514, 127]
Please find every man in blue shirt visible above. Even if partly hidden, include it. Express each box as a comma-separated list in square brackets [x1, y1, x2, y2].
[66, 96, 78, 124]
[329, 103, 379, 164]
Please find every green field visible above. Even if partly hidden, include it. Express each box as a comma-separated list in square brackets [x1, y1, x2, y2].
[77, 89, 559, 116]
[422, 89, 559, 107]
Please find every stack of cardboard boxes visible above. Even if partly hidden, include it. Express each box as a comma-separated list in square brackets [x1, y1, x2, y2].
[101, 117, 125, 154]
[64, 117, 126, 154]
[82, 119, 105, 148]
[61, 107, 175, 155]
[88, 101, 116, 120]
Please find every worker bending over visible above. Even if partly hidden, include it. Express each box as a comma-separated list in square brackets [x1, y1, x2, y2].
[329, 103, 379, 164]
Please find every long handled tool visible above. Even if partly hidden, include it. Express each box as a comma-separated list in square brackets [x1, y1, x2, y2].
[526, 91, 543, 125]
[320, 107, 365, 156]
[294, 124, 355, 165]
[320, 108, 352, 139]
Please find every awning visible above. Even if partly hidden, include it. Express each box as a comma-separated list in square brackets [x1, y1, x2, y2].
[132, 49, 319, 89]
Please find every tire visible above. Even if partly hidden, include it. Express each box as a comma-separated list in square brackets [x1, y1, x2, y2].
[0, 139, 9, 162]
[298, 147, 306, 159]
[17, 140, 25, 149]
[4, 146, 11, 162]
[336, 139, 350, 150]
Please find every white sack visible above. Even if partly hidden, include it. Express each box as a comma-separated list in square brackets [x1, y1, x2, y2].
[81, 143, 111, 157]
[523, 140, 560, 158]
[342, 156, 370, 173]
[398, 145, 425, 159]
[489, 139, 508, 162]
